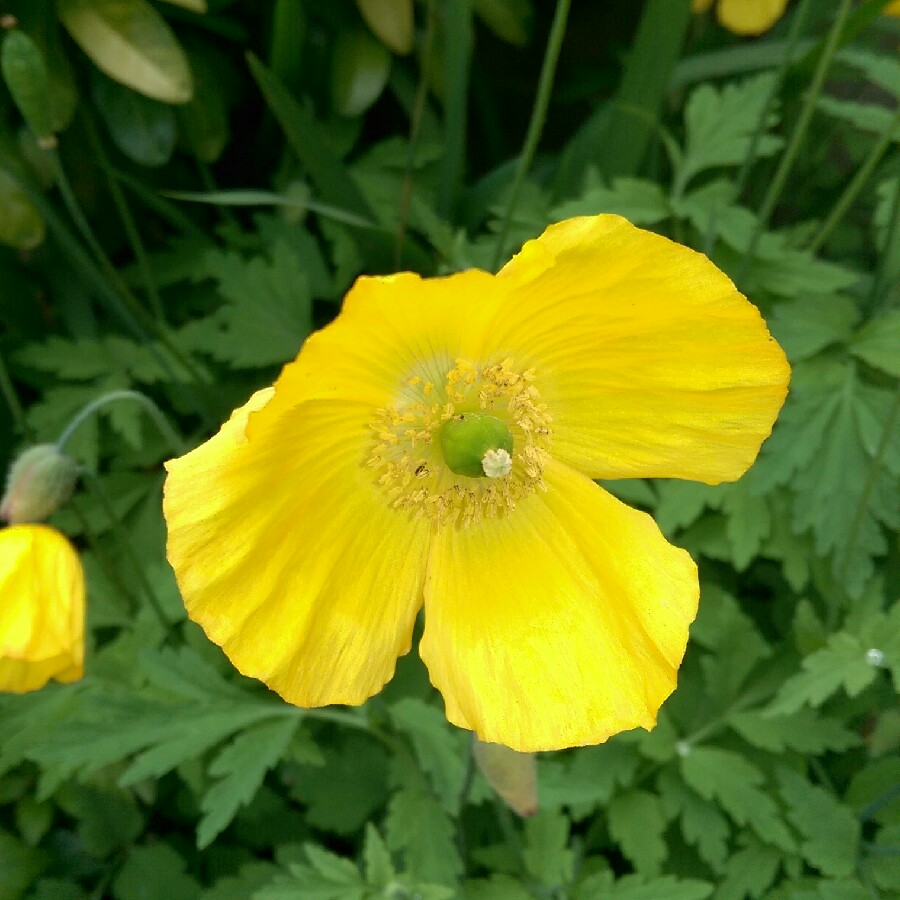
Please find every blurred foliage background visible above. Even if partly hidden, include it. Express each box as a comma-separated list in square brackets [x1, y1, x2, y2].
[0, 0, 899, 898]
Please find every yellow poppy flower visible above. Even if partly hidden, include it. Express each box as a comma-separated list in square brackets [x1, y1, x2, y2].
[163, 215, 789, 752]
[0, 524, 85, 693]
[886, 0, 900, 14]
[692, 0, 789, 36]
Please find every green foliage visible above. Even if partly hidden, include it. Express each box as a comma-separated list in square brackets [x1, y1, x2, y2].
[1, 1, 898, 898]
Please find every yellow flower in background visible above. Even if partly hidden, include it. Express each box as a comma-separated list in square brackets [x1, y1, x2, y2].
[886, 0, 900, 15]
[0, 524, 85, 693]
[692, 0, 789, 36]
[164, 215, 790, 752]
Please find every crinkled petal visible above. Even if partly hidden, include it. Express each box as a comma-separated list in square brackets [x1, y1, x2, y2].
[494, 215, 790, 484]
[420, 458, 698, 752]
[717, 0, 789, 35]
[0, 524, 84, 693]
[248, 270, 507, 434]
[164, 388, 430, 707]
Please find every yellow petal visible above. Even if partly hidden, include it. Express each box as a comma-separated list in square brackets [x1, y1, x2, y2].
[495, 215, 790, 484]
[248, 270, 507, 436]
[420, 458, 698, 752]
[164, 389, 430, 707]
[885, 0, 900, 14]
[717, 0, 789, 35]
[0, 524, 84, 693]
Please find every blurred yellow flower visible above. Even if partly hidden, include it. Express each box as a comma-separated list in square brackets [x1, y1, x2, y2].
[163, 215, 790, 752]
[886, 0, 900, 14]
[0, 524, 85, 693]
[692, 0, 789, 35]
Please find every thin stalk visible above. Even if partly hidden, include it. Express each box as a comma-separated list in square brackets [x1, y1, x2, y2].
[869, 166, 900, 313]
[84, 114, 165, 321]
[808, 106, 900, 254]
[0, 347, 27, 434]
[491, 0, 572, 271]
[56, 390, 186, 456]
[395, 0, 437, 268]
[738, 0, 854, 282]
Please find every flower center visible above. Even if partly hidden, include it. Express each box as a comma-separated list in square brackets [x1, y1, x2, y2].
[366, 358, 552, 527]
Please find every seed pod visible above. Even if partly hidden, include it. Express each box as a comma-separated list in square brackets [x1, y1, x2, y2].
[1, 30, 57, 149]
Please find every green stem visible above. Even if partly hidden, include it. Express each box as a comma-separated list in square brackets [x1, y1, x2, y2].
[395, 0, 437, 268]
[808, 106, 900, 255]
[56, 389, 186, 456]
[0, 347, 27, 435]
[84, 113, 166, 321]
[738, 0, 854, 282]
[491, 0, 572, 271]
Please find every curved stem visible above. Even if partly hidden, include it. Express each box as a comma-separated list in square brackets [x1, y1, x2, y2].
[56, 390, 186, 456]
[808, 106, 900, 255]
[0, 347, 28, 436]
[491, 0, 572, 271]
[738, 0, 853, 281]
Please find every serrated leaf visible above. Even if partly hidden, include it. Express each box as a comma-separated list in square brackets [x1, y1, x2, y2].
[817, 95, 900, 139]
[729, 708, 861, 754]
[770, 295, 860, 363]
[552, 173, 670, 225]
[180, 243, 312, 367]
[776, 768, 860, 877]
[576, 872, 712, 900]
[57, 0, 193, 104]
[112, 843, 200, 900]
[839, 48, 900, 98]
[523, 809, 573, 888]
[768, 632, 879, 715]
[715, 841, 781, 900]
[385, 786, 462, 887]
[362, 824, 394, 887]
[465, 874, 535, 900]
[851, 310, 900, 376]
[657, 770, 730, 871]
[680, 747, 793, 850]
[198, 717, 297, 848]
[607, 790, 667, 875]
[388, 699, 467, 812]
[679, 74, 781, 190]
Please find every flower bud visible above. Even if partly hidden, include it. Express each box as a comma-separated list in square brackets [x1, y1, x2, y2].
[473, 736, 538, 817]
[1, 444, 79, 524]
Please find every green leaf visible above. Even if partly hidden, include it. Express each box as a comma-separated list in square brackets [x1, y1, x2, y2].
[770, 295, 860, 363]
[576, 872, 712, 900]
[523, 809, 573, 888]
[679, 747, 793, 850]
[472, 0, 534, 47]
[729, 708, 861, 754]
[91, 69, 177, 167]
[657, 769, 729, 871]
[198, 717, 298, 848]
[0, 829, 46, 899]
[678, 73, 781, 190]
[551, 173, 671, 225]
[387, 699, 468, 812]
[289, 733, 389, 835]
[817, 95, 900, 139]
[330, 26, 391, 117]
[357, 0, 414, 54]
[112, 843, 200, 900]
[180, 243, 312, 367]
[1, 30, 56, 145]
[362, 824, 395, 887]
[56, 784, 143, 858]
[776, 768, 860, 877]
[607, 790, 667, 875]
[385, 785, 462, 887]
[851, 310, 900, 377]
[464, 875, 535, 900]
[0, 167, 45, 250]
[715, 841, 782, 900]
[838, 48, 900, 98]
[256, 843, 367, 900]
[57, 0, 193, 103]
[768, 632, 880, 715]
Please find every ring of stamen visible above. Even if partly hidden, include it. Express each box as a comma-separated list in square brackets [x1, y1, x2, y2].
[366, 358, 552, 527]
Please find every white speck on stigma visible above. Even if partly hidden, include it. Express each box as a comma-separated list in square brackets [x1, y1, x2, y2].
[482, 448, 513, 478]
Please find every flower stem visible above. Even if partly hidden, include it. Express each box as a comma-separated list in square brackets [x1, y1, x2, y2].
[491, 0, 572, 271]
[56, 390, 186, 456]
[0, 347, 28, 435]
[807, 105, 900, 255]
[738, 0, 854, 281]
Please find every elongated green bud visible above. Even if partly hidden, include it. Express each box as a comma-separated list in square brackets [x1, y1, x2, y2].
[439, 413, 513, 478]
[1, 445, 79, 524]
[1, 30, 57, 149]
